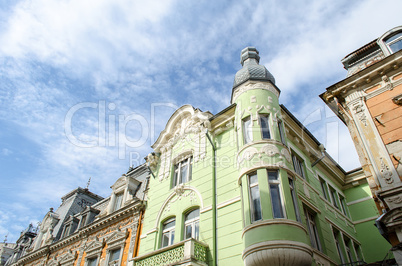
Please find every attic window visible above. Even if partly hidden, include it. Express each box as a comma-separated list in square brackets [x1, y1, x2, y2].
[385, 32, 402, 54]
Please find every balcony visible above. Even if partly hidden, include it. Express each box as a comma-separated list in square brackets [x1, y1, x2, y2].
[132, 238, 209, 266]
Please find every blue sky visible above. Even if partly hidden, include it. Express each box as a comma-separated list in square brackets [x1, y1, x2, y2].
[0, 0, 401, 242]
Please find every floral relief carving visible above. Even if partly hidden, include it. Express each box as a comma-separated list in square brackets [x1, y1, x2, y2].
[380, 157, 394, 184]
[260, 144, 280, 157]
[385, 196, 402, 204]
[232, 82, 280, 102]
[281, 148, 291, 163]
[352, 102, 367, 127]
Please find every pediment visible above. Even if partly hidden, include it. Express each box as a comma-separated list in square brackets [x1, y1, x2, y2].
[47, 258, 59, 266]
[111, 175, 140, 192]
[58, 250, 77, 264]
[152, 105, 212, 152]
[41, 212, 60, 231]
[85, 238, 104, 254]
[103, 229, 128, 247]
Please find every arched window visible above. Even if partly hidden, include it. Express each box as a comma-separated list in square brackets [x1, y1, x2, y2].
[161, 218, 175, 248]
[184, 209, 200, 240]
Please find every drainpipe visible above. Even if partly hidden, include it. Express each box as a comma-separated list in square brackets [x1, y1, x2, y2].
[205, 129, 218, 266]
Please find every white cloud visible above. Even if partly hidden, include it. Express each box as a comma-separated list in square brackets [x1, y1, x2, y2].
[1, 0, 401, 243]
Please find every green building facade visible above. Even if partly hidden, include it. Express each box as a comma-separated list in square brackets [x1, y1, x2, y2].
[132, 47, 391, 266]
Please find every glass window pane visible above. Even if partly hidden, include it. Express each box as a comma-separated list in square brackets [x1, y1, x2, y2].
[268, 171, 278, 181]
[390, 40, 402, 53]
[195, 221, 199, 240]
[162, 234, 169, 247]
[173, 170, 178, 187]
[164, 220, 175, 229]
[188, 158, 192, 181]
[87, 258, 97, 266]
[185, 225, 192, 239]
[109, 249, 120, 262]
[249, 173, 258, 184]
[270, 184, 284, 218]
[278, 120, 286, 143]
[185, 209, 199, 221]
[170, 231, 175, 245]
[180, 163, 188, 184]
[243, 117, 253, 144]
[260, 116, 270, 139]
[250, 186, 262, 221]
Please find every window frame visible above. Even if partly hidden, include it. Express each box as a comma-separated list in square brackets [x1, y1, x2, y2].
[288, 176, 301, 222]
[333, 229, 346, 264]
[161, 218, 176, 248]
[259, 114, 271, 140]
[339, 195, 349, 217]
[242, 116, 253, 144]
[278, 119, 286, 144]
[184, 209, 200, 240]
[319, 177, 329, 201]
[304, 207, 322, 251]
[292, 153, 306, 179]
[113, 193, 124, 212]
[329, 186, 340, 209]
[248, 172, 262, 222]
[86, 257, 98, 266]
[385, 32, 402, 54]
[172, 157, 193, 188]
[268, 170, 285, 219]
[107, 248, 122, 266]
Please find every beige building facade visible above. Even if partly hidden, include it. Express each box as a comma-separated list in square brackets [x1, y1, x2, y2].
[321, 25, 402, 262]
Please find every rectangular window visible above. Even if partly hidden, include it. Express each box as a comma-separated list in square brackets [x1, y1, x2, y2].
[172, 157, 192, 188]
[278, 120, 286, 144]
[63, 224, 70, 238]
[319, 178, 328, 200]
[87, 257, 97, 266]
[113, 193, 124, 211]
[80, 214, 87, 228]
[333, 230, 346, 264]
[305, 208, 322, 251]
[268, 171, 284, 218]
[288, 177, 301, 222]
[243, 117, 253, 144]
[344, 237, 353, 263]
[339, 195, 349, 217]
[292, 153, 306, 179]
[329, 187, 339, 209]
[248, 172, 262, 222]
[259, 115, 271, 139]
[108, 248, 121, 265]
[354, 242, 363, 263]
[162, 218, 175, 248]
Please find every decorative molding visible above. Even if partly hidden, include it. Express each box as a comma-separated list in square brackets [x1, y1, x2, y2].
[242, 240, 313, 266]
[154, 186, 203, 229]
[232, 81, 280, 103]
[346, 196, 373, 206]
[217, 196, 241, 209]
[242, 219, 307, 238]
[353, 216, 379, 225]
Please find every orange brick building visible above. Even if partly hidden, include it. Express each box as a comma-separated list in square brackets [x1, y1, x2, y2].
[5, 165, 148, 266]
[321, 25, 402, 262]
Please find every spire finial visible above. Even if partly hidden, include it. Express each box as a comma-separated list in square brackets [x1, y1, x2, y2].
[240, 47, 260, 66]
[86, 177, 91, 190]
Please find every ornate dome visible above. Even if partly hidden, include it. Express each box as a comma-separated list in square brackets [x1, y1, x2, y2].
[233, 47, 275, 89]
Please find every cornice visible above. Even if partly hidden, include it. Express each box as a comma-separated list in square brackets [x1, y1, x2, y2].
[16, 201, 144, 265]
